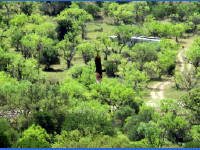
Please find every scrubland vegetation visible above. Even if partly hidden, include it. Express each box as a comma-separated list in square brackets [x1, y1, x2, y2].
[0, 1, 200, 148]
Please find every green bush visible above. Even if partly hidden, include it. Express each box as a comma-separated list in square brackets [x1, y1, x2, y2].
[124, 105, 155, 141]
[53, 130, 131, 148]
[85, 4, 100, 18]
[33, 111, 57, 134]
[152, 5, 167, 19]
[40, 48, 60, 70]
[15, 124, 50, 148]
[114, 106, 135, 127]
[62, 101, 115, 136]
[183, 141, 200, 148]
[0, 119, 18, 148]
[104, 60, 118, 77]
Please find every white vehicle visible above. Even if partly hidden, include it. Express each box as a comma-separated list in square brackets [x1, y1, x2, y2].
[131, 36, 161, 45]
[108, 35, 161, 46]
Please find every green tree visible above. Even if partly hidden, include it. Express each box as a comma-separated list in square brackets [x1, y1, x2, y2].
[124, 105, 155, 141]
[191, 125, 200, 142]
[40, 1, 71, 16]
[77, 41, 95, 64]
[35, 22, 57, 39]
[1, 52, 41, 82]
[187, 37, 200, 69]
[151, 5, 168, 19]
[189, 13, 200, 33]
[62, 100, 115, 136]
[158, 113, 190, 144]
[172, 23, 186, 42]
[102, 1, 113, 16]
[20, 2, 36, 16]
[39, 37, 60, 70]
[60, 77, 88, 101]
[99, 33, 112, 60]
[33, 111, 57, 134]
[174, 71, 197, 90]
[9, 13, 29, 27]
[145, 20, 173, 38]
[113, 25, 134, 54]
[52, 130, 130, 148]
[133, 2, 150, 22]
[160, 99, 181, 114]
[85, 4, 100, 18]
[137, 121, 164, 147]
[16, 124, 50, 148]
[110, 4, 134, 25]
[56, 19, 76, 41]
[0, 71, 21, 109]
[130, 43, 159, 71]
[173, 2, 198, 22]
[0, 49, 14, 72]
[58, 8, 93, 39]
[0, 118, 18, 148]
[143, 61, 161, 79]
[9, 14, 29, 52]
[76, 61, 96, 87]
[20, 33, 40, 58]
[179, 86, 200, 123]
[104, 53, 121, 77]
[118, 62, 149, 93]
[10, 27, 23, 52]
[56, 36, 80, 69]
[158, 48, 177, 77]
[114, 106, 135, 127]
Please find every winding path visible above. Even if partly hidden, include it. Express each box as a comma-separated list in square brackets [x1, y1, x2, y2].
[147, 37, 194, 107]
[178, 49, 185, 73]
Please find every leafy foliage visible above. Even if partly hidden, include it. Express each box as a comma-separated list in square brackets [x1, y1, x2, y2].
[16, 124, 50, 148]
[0, 1, 199, 148]
[0, 119, 18, 148]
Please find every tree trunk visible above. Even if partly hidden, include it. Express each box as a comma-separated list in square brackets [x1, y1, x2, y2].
[67, 60, 71, 69]
[5, 4, 10, 22]
[81, 25, 86, 40]
[119, 44, 125, 54]
[176, 36, 178, 42]
[45, 64, 50, 71]
[104, 53, 108, 60]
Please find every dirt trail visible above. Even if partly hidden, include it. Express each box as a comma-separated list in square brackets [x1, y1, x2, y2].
[150, 82, 162, 100]
[178, 49, 185, 72]
[148, 81, 170, 107]
[158, 81, 171, 99]
[178, 47, 193, 73]
[147, 36, 195, 107]
[148, 79, 171, 106]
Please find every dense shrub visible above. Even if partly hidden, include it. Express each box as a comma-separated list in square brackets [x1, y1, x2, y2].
[0, 119, 18, 148]
[15, 124, 50, 148]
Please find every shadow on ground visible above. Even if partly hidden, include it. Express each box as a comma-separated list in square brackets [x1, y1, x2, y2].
[43, 68, 64, 72]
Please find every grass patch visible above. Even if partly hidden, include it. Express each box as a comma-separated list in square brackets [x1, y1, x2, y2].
[164, 82, 187, 100]
[46, 71, 68, 83]
[43, 54, 85, 83]
[86, 20, 117, 40]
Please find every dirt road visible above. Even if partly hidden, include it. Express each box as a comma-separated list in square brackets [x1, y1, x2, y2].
[147, 37, 195, 107]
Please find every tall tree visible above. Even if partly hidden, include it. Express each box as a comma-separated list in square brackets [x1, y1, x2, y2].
[56, 36, 80, 69]
[77, 41, 95, 64]
[58, 8, 93, 39]
[133, 2, 150, 23]
[187, 38, 200, 69]
[113, 25, 134, 54]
